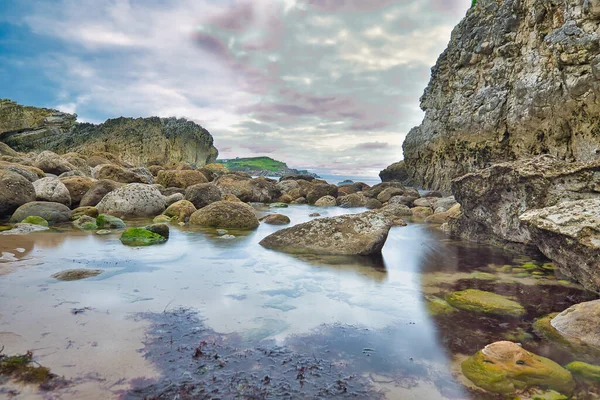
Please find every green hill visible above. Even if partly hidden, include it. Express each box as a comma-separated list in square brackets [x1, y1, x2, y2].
[216, 157, 319, 177]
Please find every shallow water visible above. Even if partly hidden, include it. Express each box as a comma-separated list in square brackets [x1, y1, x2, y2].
[0, 204, 598, 399]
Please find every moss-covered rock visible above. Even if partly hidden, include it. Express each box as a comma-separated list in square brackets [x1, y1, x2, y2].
[72, 215, 98, 230]
[445, 289, 525, 317]
[96, 214, 125, 229]
[425, 295, 457, 316]
[153, 214, 172, 223]
[71, 206, 99, 220]
[163, 199, 196, 222]
[0, 225, 13, 232]
[461, 341, 574, 395]
[52, 269, 103, 281]
[120, 228, 166, 246]
[21, 215, 49, 227]
[565, 361, 600, 383]
[144, 223, 169, 239]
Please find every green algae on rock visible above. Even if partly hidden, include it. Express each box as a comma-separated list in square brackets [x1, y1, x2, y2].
[424, 295, 457, 316]
[96, 214, 125, 229]
[21, 215, 48, 227]
[153, 214, 172, 223]
[565, 361, 600, 383]
[72, 215, 98, 230]
[461, 341, 574, 395]
[52, 269, 103, 281]
[120, 228, 167, 246]
[445, 289, 525, 317]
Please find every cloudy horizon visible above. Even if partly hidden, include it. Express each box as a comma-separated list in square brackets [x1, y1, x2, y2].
[1, 0, 471, 176]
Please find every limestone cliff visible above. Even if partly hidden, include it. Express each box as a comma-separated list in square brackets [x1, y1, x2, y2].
[400, 0, 600, 192]
[0, 99, 218, 167]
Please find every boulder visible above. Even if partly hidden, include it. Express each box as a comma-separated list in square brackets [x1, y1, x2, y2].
[451, 156, 600, 247]
[72, 206, 98, 219]
[96, 214, 126, 229]
[277, 180, 300, 194]
[520, 199, 600, 292]
[362, 182, 404, 199]
[338, 193, 367, 208]
[314, 195, 337, 207]
[156, 169, 208, 188]
[0, 161, 43, 182]
[0, 169, 36, 217]
[411, 206, 433, 218]
[376, 187, 404, 203]
[262, 214, 291, 225]
[461, 341, 574, 395]
[80, 179, 122, 207]
[551, 300, 600, 351]
[445, 289, 525, 317]
[148, 165, 165, 176]
[96, 183, 166, 218]
[34, 151, 74, 175]
[164, 192, 184, 206]
[379, 161, 412, 184]
[337, 185, 358, 196]
[216, 174, 281, 203]
[144, 223, 169, 239]
[389, 195, 418, 207]
[163, 200, 197, 222]
[277, 194, 293, 204]
[59, 176, 95, 206]
[280, 174, 315, 182]
[365, 198, 383, 210]
[9, 201, 72, 224]
[306, 183, 338, 204]
[72, 215, 98, 230]
[32, 177, 71, 206]
[185, 183, 222, 209]
[189, 201, 259, 229]
[425, 204, 461, 224]
[259, 210, 391, 255]
[92, 164, 152, 184]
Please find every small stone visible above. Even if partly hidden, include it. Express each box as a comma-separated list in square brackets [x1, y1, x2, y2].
[269, 202, 289, 208]
[52, 269, 103, 281]
[96, 229, 112, 235]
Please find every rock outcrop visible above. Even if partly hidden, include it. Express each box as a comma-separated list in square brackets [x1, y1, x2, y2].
[0, 99, 218, 167]
[520, 198, 600, 292]
[450, 155, 600, 247]
[397, 0, 600, 192]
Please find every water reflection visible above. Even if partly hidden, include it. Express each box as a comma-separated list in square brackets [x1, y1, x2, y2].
[0, 204, 597, 399]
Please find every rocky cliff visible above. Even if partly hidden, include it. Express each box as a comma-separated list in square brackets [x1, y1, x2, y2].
[399, 0, 600, 193]
[0, 99, 218, 167]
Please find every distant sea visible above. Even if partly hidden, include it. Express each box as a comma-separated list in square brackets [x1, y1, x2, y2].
[261, 174, 382, 186]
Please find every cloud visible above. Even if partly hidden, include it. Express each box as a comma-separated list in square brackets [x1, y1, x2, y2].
[4, 0, 471, 176]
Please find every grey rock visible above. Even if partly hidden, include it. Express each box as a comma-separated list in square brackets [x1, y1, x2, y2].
[9, 201, 72, 224]
[0, 222, 49, 235]
[0, 169, 36, 217]
[96, 183, 166, 218]
[32, 177, 71, 206]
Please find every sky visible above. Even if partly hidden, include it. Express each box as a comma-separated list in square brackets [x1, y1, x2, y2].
[0, 0, 471, 176]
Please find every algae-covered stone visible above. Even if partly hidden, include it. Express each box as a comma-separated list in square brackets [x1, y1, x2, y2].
[445, 289, 525, 317]
[21, 216, 48, 227]
[144, 223, 169, 239]
[120, 228, 167, 246]
[425, 296, 457, 316]
[72, 206, 99, 219]
[163, 199, 196, 222]
[52, 269, 103, 281]
[72, 215, 98, 230]
[96, 214, 125, 229]
[469, 272, 498, 281]
[190, 201, 259, 229]
[96, 229, 112, 235]
[461, 341, 574, 395]
[565, 361, 600, 383]
[10, 201, 72, 224]
[269, 202, 288, 208]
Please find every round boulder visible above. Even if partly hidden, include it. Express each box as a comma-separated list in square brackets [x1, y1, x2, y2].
[59, 176, 96, 206]
[315, 195, 337, 207]
[80, 179, 123, 207]
[10, 201, 72, 224]
[96, 183, 166, 218]
[156, 170, 208, 189]
[35, 151, 74, 175]
[263, 214, 291, 225]
[190, 201, 259, 229]
[163, 200, 197, 222]
[33, 177, 71, 206]
[185, 183, 222, 209]
[0, 169, 36, 217]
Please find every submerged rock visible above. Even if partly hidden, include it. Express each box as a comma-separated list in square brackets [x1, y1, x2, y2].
[550, 300, 600, 351]
[10, 201, 72, 224]
[0, 223, 49, 235]
[445, 289, 525, 317]
[120, 227, 167, 246]
[520, 199, 600, 292]
[52, 269, 103, 281]
[189, 201, 259, 229]
[72, 215, 98, 230]
[144, 223, 169, 239]
[565, 361, 600, 383]
[259, 210, 391, 256]
[96, 214, 125, 229]
[461, 341, 574, 395]
[21, 215, 48, 227]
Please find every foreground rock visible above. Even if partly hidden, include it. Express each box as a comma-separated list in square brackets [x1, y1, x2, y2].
[400, 0, 600, 192]
[461, 341, 574, 395]
[0, 169, 36, 217]
[450, 156, 600, 247]
[259, 211, 391, 256]
[10, 201, 72, 224]
[0, 223, 49, 235]
[184, 183, 222, 209]
[445, 289, 525, 317]
[551, 300, 600, 351]
[96, 183, 166, 218]
[520, 199, 600, 292]
[189, 201, 259, 229]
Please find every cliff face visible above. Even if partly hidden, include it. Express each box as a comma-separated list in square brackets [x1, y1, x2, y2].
[402, 0, 600, 192]
[0, 99, 218, 167]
